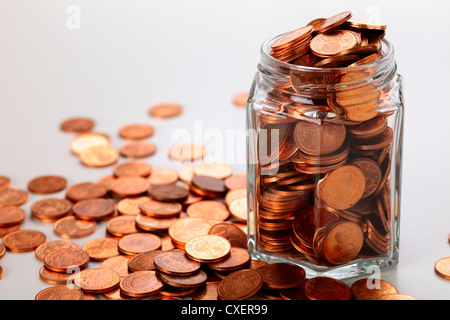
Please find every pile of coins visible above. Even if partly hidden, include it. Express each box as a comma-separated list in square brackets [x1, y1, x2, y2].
[253, 12, 396, 267]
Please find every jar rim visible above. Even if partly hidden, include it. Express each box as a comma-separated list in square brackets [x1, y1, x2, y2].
[260, 32, 395, 73]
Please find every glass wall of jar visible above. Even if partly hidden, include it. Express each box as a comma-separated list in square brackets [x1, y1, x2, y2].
[246, 35, 404, 279]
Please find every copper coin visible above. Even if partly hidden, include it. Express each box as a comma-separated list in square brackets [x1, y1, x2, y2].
[190, 176, 227, 199]
[39, 266, 76, 285]
[80, 145, 119, 167]
[0, 224, 21, 238]
[207, 247, 250, 271]
[377, 294, 418, 300]
[313, 54, 360, 68]
[147, 167, 179, 185]
[319, 165, 366, 210]
[279, 282, 307, 300]
[313, 11, 353, 33]
[218, 269, 263, 300]
[119, 140, 156, 159]
[321, 220, 364, 265]
[209, 222, 247, 249]
[311, 30, 359, 57]
[294, 120, 346, 156]
[168, 217, 211, 246]
[0, 176, 11, 191]
[117, 196, 152, 216]
[351, 278, 399, 300]
[139, 199, 182, 218]
[225, 188, 247, 207]
[110, 176, 150, 198]
[152, 295, 184, 300]
[35, 240, 80, 261]
[113, 161, 152, 178]
[349, 158, 382, 198]
[271, 25, 313, 50]
[435, 257, 450, 280]
[81, 238, 119, 261]
[60, 117, 95, 133]
[304, 277, 351, 300]
[232, 91, 249, 107]
[224, 174, 247, 190]
[73, 198, 116, 220]
[44, 247, 90, 272]
[74, 268, 120, 294]
[349, 52, 383, 67]
[148, 102, 183, 119]
[135, 214, 179, 233]
[0, 188, 28, 207]
[192, 282, 220, 300]
[0, 265, 2, 279]
[70, 132, 110, 155]
[169, 143, 206, 162]
[120, 270, 164, 297]
[193, 163, 233, 180]
[154, 250, 201, 276]
[0, 206, 25, 227]
[159, 269, 207, 288]
[65, 182, 107, 202]
[100, 255, 131, 279]
[185, 235, 231, 263]
[0, 243, 5, 258]
[148, 184, 189, 202]
[35, 286, 84, 300]
[119, 123, 154, 140]
[54, 216, 97, 238]
[186, 200, 230, 221]
[97, 175, 116, 191]
[103, 287, 142, 300]
[3, 229, 46, 252]
[229, 198, 248, 223]
[28, 175, 67, 194]
[345, 18, 387, 30]
[257, 263, 305, 290]
[106, 215, 139, 237]
[128, 250, 162, 272]
[118, 233, 161, 255]
[31, 198, 72, 222]
[178, 165, 197, 184]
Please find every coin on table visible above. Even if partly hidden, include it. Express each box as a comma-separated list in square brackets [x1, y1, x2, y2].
[148, 184, 189, 202]
[377, 293, 419, 300]
[159, 269, 207, 288]
[81, 238, 119, 261]
[207, 247, 251, 272]
[304, 277, 352, 300]
[218, 269, 263, 300]
[193, 163, 233, 180]
[319, 165, 366, 210]
[60, 117, 95, 133]
[345, 18, 387, 30]
[351, 278, 399, 300]
[120, 270, 164, 298]
[256, 263, 306, 290]
[209, 222, 247, 249]
[279, 282, 307, 300]
[113, 161, 152, 178]
[79, 145, 119, 167]
[106, 215, 139, 238]
[28, 175, 67, 194]
[3, 230, 46, 252]
[154, 250, 201, 276]
[39, 266, 76, 285]
[0, 224, 21, 238]
[118, 233, 161, 256]
[139, 199, 182, 218]
[65, 182, 107, 202]
[103, 287, 142, 300]
[0, 188, 28, 207]
[31, 198, 72, 222]
[74, 268, 120, 294]
[117, 196, 152, 216]
[0, 176, 11, 191]
[0, 243, 5, 258]
[313, 11, 353, 33]
[109, 176, 150, 198]
[54, 216, 97, 239]
[169, 143, 205, 163]
[148, 102, 183, 119]
[435, 257, 450, 280]
[229, 197, 248, 223]
[232, 91, 249, 107]
[100, 255, 131, 279]
[225, 188, 247, 207]
[73, 198, 116, 221]
[190, 175, 227, 198]
[119, 123, 154, 140]
[35, 286, 84, 300]
[135, 213, 179, 233]
[186, 200, 230, 221]
[192, 282, 220, 300]
[35, 240, 80, 261]
[128, 250, 162, 272]
[178, 165, 197, 184]
[0, 206, 26, 227]
[185, 235, 231, 263]
[168, 217, 211, 247]
[70, 132, 110, 155]
[119, 140, 156, 159]
[224, 174, 247, 190]
[147, 167, 179, 185]
[44, 248, 90, 272]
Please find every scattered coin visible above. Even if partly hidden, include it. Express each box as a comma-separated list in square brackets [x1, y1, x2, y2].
[53, 216, 97, 239]
[0, 176, 11, 191]
[435, 257, 450, 280]
[28, 175, 67, 194]
[148, 102, 183, 119]
[118, 233, 162, 255]
[74, 268, 120, 294]
[158, 269, 207, 288]
[3, 229, 46, 252]
[65, 182, 107, 202]
[119, 270, 164, 297]
[186, 200, 230, 221]
[109, 176, 150, 198]
[100, 255, 131, 279]
[117, 196, 152, 216]
[0, 206, 26, 227]
[113, 161, 152, 178]
[192, 282, 220, 300]
[119, 140, 156, 159]
[128, 250, 162, 272]
[73, 198, 116, 220]
[209, 222, 247, 249]
[60, 118, 95, 133]
[81, 238, 119, 261]
[304, 277, 352, 300]
[44, 248, 90, 272]
[119, 123, 154, 140]
[257, 263, 305, 290]
[154, 250, 201, 276]
[147, 167, 179, 185]
[70, 132, 110, 155]
[31, 198, 73, 222]
[79, 145, 119, 167]
[106, 215, 140, 237]
[0, 188, 28, 207]
[232, 91, 249, 107]
[169, 143, 205, 162]
[185, 235, 231, 263]
[351, 278, 399, 300]
[148, 184, 189, 202]
[139, 199, 182, 218]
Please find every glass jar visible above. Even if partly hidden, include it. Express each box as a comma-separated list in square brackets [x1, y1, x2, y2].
[246, 34, 404, 279]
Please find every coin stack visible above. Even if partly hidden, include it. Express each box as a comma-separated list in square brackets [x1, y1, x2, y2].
[254, 11, 395, 266]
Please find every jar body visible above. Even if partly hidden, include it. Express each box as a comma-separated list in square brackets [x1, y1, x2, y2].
[246, 38, 404, 279]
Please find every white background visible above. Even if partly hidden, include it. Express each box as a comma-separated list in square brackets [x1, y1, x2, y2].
[0, 0, 449, 300]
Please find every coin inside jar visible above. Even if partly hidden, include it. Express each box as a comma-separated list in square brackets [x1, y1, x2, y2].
[184, 235, 231, 263]
[72, 198, 116, 220]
